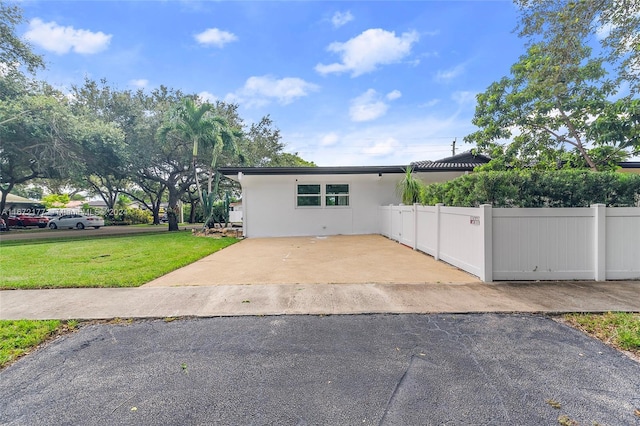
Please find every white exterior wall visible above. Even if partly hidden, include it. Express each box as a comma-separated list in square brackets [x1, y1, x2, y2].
[240, 174, 402, 238]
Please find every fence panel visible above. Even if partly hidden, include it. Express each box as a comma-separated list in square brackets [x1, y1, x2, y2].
[438, 207, 485, 278]
[606, 208, 640, 279]
[492, 208, 595, 280]
[379, 204, 640, 282]
[416, 206, 437, 256]
[399, 205, 415, 248]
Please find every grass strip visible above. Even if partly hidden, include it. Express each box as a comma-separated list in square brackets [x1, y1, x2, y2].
[0, 232, 238, 289]
[0, 320, 75, 368]
[563, 312, 640, 357]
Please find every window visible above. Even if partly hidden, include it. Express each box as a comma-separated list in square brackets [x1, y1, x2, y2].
[297, 184, 321, 206]
[296, 183, 350, 207]
[325, 184, 349, 206]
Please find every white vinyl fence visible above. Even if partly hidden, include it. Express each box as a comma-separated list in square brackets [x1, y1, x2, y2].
[379, 204, 640, 282]
[229, 210, 243, 224]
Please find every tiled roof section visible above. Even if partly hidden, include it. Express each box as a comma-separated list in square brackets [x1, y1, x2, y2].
[411, 150, 491, 170]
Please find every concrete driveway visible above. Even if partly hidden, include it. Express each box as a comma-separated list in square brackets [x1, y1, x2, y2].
[144, 234, 479, 287]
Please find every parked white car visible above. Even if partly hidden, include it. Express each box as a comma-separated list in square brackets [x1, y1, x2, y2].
[48, 213, 105, 230]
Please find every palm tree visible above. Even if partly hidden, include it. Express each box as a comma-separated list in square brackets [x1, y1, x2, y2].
[158, 97, 240, 225]
[397, 166, 424, 205]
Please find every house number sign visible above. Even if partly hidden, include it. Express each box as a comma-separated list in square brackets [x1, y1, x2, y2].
[469, 216, 480, 225]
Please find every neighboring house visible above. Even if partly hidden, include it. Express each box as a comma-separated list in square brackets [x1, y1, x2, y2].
[2, 194, 45, 215]
[219, 152, 489, 238]
[619, 161, 640, 174]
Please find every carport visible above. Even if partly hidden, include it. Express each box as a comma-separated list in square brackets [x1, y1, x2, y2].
[143, 234, 479, 287]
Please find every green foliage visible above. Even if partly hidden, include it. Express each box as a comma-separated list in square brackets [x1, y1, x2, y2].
[420, 170, 640, 207]
[397, 167, 425, 205]
[41, 193, 70, 208]
[104, 208, 153, 226]
[464, 39, 636, 171]
[269, 152, 317, 167]
[516, 0, 640, 94]
[201, 188, 216, 225]
[0, 1, 45, 74]
[123, 208, 153, 225]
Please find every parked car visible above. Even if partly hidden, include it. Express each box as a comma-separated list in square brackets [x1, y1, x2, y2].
[48, 213, 104, 230]
[6, 214, 49, 228]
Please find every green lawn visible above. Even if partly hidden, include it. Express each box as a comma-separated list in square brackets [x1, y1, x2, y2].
[0, 232, 238, 289]
[0, 320, 72, 368]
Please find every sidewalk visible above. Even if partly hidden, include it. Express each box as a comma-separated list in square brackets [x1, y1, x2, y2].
[1, 280, 638, 320]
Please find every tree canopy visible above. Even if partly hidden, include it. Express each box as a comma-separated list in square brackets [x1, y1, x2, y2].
[466, 0, 640, 170]
[0, 0, 44, 74]
[516, 0, 640, 94]
[0, 1, 320, 225]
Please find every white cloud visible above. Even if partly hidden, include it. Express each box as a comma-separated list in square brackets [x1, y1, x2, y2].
[435, 63, 465, 82]
[285, 102, 479, 166]
[198, 91, 218, 103]
[349, 89, 389, 122]
[595, 22, 614, 40]
[320, 132, 340, 147]
[362, 137, 400, 156]
[227, 75, 319, 107]
[451, 90, 477, 107]
[129, 79, 148, 89]
[331, 11, 353, 28]
[386, 90, 402, 101]
[24, 18, 111, 54]
[194, 28, 238, 48]
[315, 28, 419, 77]
[419, 99, 440, 108]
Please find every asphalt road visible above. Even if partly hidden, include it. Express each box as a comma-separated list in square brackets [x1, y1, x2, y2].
[2, 314, 639, 425]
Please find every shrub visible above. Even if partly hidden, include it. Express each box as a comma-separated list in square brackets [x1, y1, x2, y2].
[419, 170, 640, 207]
[104, 208, 152, 226]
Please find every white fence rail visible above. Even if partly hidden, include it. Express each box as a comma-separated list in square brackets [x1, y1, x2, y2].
[379, 204, 640, 282]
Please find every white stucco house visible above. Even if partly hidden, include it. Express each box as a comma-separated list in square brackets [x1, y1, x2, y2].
[219, 152, 490, 238]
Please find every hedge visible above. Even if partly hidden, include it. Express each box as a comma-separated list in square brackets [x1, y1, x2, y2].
[420, 170, 640, 207]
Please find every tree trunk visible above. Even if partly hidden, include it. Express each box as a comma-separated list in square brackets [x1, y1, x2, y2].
[167, 189, 180, 232]
[189, 199, 197, 223]
[152, 204, 161, 225]
[0, 185, 13, 216]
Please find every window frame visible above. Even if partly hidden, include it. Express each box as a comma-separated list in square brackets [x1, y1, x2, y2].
[295, 183, 350, 208]
[296, 183, 322, 208]
[324, 183, 350, 207]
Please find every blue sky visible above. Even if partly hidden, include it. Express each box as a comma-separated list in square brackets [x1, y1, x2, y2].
[17, 0, 529, 166]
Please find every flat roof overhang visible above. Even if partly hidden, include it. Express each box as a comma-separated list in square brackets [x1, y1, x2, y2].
[219, 164, 480, 180]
